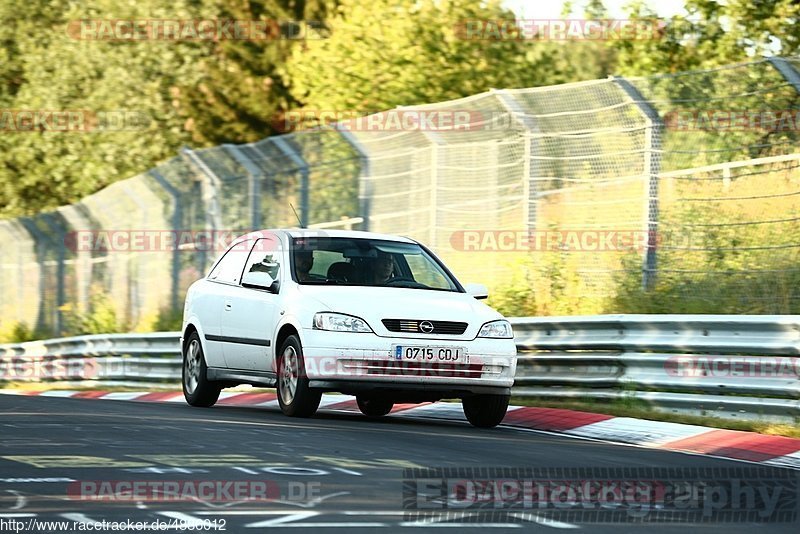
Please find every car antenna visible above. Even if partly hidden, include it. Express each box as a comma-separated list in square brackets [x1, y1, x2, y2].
[289, 203, 305, 229]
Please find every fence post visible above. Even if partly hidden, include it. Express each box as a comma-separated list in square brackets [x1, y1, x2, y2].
[271, 137, 310, 228]
[181, 148, 224, 271]
[181, 148, 223, 232]
[493, 89, 538, 233]
[150, 169, 183, 313]
[58, 204, 96, 316]
[767, 57, 800, 93]
[0, 220, 38, 331]
[19, 218, 63, 334]
[407, 108, 445, 249]
[224, 144, 263, 231]
[41, 214, 69, 335]
[338, 129, 371, 232]
[613, 77, 663, 291]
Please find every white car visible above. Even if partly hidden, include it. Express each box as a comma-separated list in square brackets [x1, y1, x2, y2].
[181, 229, 517, 427]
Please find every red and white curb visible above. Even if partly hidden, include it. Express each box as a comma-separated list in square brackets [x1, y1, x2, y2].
[3, 389, 799, 470]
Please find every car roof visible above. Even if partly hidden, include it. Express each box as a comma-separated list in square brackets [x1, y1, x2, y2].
[233, 229, 418, 245]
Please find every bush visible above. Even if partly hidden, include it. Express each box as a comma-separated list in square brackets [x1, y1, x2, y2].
[63, 294, 126, 336]
[0, 321, 47, 343]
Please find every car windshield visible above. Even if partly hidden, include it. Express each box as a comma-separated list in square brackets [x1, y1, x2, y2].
[291, 237, 460, 292]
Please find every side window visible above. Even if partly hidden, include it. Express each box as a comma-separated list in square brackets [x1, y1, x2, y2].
[244, 238, 282, 280]
[208, 240, 255, 284]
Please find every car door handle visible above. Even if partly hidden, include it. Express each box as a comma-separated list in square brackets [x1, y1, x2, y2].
[224, 302, 232, 311]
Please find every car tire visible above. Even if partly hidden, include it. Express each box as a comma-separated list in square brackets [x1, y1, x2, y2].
[182, 331, 221, 407]
[462, 394, 510, 428]
[356, 396, 394, 418]
[277, 335, 321, 418]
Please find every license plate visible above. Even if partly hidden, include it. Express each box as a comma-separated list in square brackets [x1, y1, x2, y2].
[392, 345, 467, 363]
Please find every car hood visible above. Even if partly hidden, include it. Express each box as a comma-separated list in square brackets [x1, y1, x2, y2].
[297, 285, 502, 337]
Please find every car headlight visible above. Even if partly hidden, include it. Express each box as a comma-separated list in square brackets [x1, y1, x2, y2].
[313, 312, 372, 333]
[478, 320, 513, 339]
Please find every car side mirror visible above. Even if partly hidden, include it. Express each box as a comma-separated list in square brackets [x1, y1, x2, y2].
[242, 270, 279, 293]
[464, 283, 488, 300]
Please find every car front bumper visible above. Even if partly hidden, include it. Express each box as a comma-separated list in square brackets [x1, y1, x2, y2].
[300, 328, 517, 394]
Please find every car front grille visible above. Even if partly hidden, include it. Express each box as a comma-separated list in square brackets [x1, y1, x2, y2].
[382, 319, 468, 335]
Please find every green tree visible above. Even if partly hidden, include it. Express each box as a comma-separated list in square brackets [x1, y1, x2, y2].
[173, 0, 337, 145]
[0, 0, 203, 216]
[282, 0, 558, 115]
[614, 0, 800, 76]
[535, 0, 620, 83]
[0, 0, 341, 216]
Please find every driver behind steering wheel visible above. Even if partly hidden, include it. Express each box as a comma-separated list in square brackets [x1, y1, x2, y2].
[370, 252, 395, 285]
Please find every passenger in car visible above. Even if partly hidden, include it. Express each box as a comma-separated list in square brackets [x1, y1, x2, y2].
[295, 250, 315, 281]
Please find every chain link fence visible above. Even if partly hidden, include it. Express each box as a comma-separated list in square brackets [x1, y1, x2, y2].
[2, 56, 800, 337]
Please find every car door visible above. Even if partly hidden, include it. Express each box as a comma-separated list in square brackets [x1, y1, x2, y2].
[189, 278, 229, 368]
[204, 238, 257, 368]
[220, 236, 282, 372]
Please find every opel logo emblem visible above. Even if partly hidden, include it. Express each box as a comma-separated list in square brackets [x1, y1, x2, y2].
[419, 321, 434, 333]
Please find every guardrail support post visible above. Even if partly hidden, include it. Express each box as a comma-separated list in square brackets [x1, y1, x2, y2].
[613, 77, 663, 291]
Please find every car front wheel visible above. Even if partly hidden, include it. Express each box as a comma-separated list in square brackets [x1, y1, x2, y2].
[462, 394, 510, 428]
[277, 335, 321, 417]
[182, 332, 221, 407]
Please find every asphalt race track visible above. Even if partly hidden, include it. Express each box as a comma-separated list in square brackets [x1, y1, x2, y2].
[0, 394, 797, 533]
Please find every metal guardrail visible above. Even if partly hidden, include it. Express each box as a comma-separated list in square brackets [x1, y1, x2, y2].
[511, 315, 800, 423]
[0, 332, 181, 389]
[1, 316, 798, 423]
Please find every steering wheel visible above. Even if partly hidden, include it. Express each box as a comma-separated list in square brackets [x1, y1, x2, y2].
[383, 277, 426, 288]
